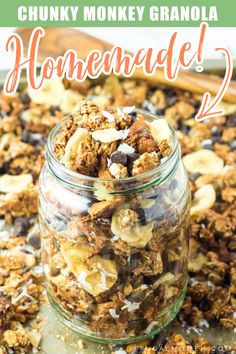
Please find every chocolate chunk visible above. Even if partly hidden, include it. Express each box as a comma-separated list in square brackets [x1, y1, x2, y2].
[189, 173, 201, 182]
[28, 234, 41, 249]
[179, 121, 190, 135]
[110, 151, 127, 166]
[129, 111, 137, 122]
[128, 253, 141, 271]
[213, 346, 231, 354]
[127, 153, 140, 173]
[201, 139, 214, 150]
[132, 207, 147, 226]
[130, 349, 142, 354]
[22, 131, 46, 146]
[226, 113, 236, 128]
[21, 93, 31, 105]
[49, 106, 60, 116]
[128, 290, 146, 302]
[144, 275, 159, 285]
[167, 96, 178, 107]
[151, 333, 168, 349]
[169, 179, 178, 192]
[230, 139, 236, 150]
[156, 108, 165, 116]
[14, 217, 31, 236]
[145, 202, 164, 221]
[211, 125, 223, 137]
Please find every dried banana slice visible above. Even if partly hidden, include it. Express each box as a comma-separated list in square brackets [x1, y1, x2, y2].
[59, 89, 83, 114]
[211, 100, 236, 116]
[111, 206, 154, 248]
[63, 128, 90, 170]
[77, 256, 117, 296]
[0, 174, 33, 194]
[93, 182, 115, 202]
[61, 243, 117, 296]
[60, 242, 91, 265]
[149, 119, 172, 144]
[0, 133, 19, 150]
[190, 184, 216, 215]
[28, 78, 65, 106]
[183, 149, 224, 175]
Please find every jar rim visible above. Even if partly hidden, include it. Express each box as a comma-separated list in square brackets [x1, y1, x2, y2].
[46, 108, 180, 189]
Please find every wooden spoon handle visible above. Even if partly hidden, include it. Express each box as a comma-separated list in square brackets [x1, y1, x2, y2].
[16, 27, 236, 103]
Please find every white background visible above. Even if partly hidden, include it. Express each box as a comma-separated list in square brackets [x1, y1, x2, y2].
[0, 27, 235, 70]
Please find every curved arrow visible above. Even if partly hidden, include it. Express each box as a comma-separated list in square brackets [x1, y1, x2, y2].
[195, 47, 233, 121]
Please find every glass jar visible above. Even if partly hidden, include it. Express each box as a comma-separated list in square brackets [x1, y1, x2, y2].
[39, 109, 191, 344]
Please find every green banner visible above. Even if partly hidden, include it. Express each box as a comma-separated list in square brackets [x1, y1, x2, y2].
[0, 0, 235, 27]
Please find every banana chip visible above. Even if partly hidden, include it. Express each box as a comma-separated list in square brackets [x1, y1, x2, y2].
[93, 182, 115, 201]
[59, 89, 83, 114]
[149, 119, 172, 144]
[61, 242, 91, 264]
[190, 184, 216, 215]
[111, 206, 154, 248]
[183, 149, 224, 175]
[60, 243, 117, 296]
[0, 174, 33, 194]
[28, 78, 65, 106]
[63, 128, 90, 170]
[77, 256, 117, 296]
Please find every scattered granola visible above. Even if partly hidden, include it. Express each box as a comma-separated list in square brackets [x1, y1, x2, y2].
[0, 74, 235, 352]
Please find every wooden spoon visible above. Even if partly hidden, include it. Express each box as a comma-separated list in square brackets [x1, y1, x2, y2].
[16, 27, 236, 103]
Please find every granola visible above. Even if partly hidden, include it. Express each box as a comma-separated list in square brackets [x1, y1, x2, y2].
[0, 74, 235, 352]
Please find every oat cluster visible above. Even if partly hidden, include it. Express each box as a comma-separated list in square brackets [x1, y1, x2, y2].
[54, 100, 173, 179]
[0, 76, 235, 353]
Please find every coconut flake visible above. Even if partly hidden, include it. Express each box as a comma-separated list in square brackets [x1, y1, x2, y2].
[205, 280, 215, 289]
[97, 262, 116, 278]
[32, 265, 44, 275]
[144, 321, 158, 333]
[12, 286, 35, 305]
[98, 269, 109, 290]
[142, 100, 156, 114]
[101, 110, 115, 122]
[43, 264, 50, 275]
[123, 106, 135, 114]
[107, 157, 112, 168]
[122, 299, 141, 312]
[117, 107, 126, 119]
[118, 143, 135, 154]
[199, 319, 209, 328]
[92, 128, 125, 143]
[111, 235, 120, 242]
[190, 278, 199, 286]
[78, 271, 92, 289]
[0, 231, 9, 240]
[114, 350, 127, 354]
[121, 129, 130, 140]
[0, 219, 5, 229]
[186, 326, 202, 335]
[109, 308, 120, 319]
[109, 163, 121, 177]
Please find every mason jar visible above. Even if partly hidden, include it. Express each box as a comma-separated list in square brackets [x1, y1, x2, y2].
[39, 109, 191, 344]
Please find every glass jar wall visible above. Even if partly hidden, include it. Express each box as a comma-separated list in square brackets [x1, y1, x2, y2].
[39, 109, 191, 344]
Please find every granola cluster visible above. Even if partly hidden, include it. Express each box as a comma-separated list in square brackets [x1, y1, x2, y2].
[0, 75, 235, 352]
[54, 100, 173, 178]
